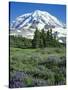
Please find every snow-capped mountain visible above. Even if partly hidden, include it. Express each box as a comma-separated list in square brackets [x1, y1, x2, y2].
[10, 10, 66, 43]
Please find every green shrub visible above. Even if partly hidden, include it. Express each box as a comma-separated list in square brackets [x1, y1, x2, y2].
[24, 77, 33, 87]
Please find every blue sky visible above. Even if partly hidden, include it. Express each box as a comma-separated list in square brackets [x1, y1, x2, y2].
[9, 2, 66, 24]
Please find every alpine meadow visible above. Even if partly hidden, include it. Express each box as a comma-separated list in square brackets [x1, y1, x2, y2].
[9, 2, 66, 88]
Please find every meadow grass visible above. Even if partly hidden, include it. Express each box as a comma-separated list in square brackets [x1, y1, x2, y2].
[10, 47, 66, 87]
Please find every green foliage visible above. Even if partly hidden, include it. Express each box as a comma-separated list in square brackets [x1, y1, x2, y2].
[10, 28, 62, 49]
[32, 28, 41, 48]
[40, 29, 46, 47]
[32, 28, 61, 48]
[10, 36, 32, 49]
[24, 77, 33, 87]
[10, 47, 66, 87]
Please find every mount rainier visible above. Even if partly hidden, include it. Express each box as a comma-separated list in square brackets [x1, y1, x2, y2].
[10, 10, 66, 43]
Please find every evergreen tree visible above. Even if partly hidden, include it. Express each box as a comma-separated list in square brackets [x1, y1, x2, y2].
[39, 31, 44, 48]
[46, 30, 50, 47]
[10, 28, 62, 49]
[41, 29, 46, 47]
[32, 28, 40, 48]
[46, 28, 56, 47]
[49, 28, 53, 46]
[49, 28, 53, 40]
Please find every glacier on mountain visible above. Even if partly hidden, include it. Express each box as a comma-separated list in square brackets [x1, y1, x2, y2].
[10, 10, 66, 43]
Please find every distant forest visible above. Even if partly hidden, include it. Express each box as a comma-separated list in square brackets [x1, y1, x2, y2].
[10, 28, 65, 49]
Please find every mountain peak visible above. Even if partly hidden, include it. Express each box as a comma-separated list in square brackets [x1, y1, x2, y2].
[33, 10, 49, 14]
[32, 10, 49, 17]
[33, 9, 41, 12]
[10, 10, 65, 31]
[10, 10, 66, 43]
[33, 10, 46, 14]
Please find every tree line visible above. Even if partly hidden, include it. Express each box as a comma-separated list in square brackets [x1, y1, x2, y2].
[32, 28, 60, 48]
[10, 28, 61, 49]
